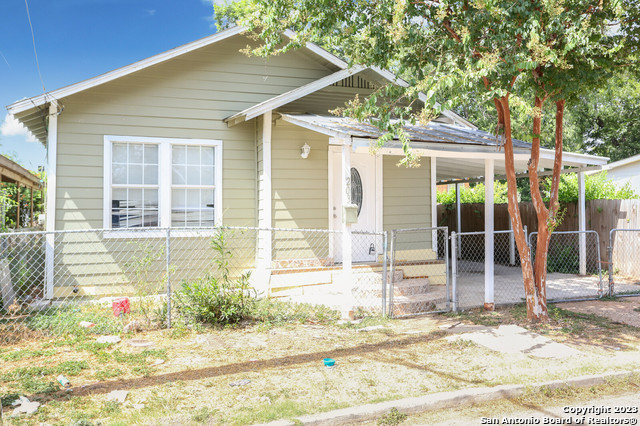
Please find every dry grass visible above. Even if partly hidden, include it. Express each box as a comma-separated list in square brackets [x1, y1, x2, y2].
[1, 304, 640, 425]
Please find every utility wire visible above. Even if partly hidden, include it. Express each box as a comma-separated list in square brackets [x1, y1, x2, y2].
[24, 0, 46, 95]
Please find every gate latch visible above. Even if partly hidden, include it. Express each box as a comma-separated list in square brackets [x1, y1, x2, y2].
[369, 243, 375, 255]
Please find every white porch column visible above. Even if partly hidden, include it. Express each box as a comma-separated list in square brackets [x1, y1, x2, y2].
[578, 171, 587, 275]
[341, 143, 353, 272]
[341, 142, 353, 314]
[257, 111, 272, 290]
[484, 159, 495, 310]
[45, 101, 58, 300]
[431, 157, 438, 251]
[455, 182, 461, 259]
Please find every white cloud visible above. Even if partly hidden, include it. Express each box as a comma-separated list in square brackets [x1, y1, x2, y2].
[0, 114, 37, 143]
[145, 9, 156, 16]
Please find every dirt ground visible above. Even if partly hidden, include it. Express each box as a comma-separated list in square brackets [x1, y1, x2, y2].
[2, 304, 640, 425]
[556, 296, 640, 328]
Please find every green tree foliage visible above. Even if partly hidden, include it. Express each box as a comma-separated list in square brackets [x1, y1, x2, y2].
[553, 172, 638, 203]
[438, 173, 637, 205]
[570, 72, 640, 162]
[213, 0, 252, 31]
[437, 181, 509, 204]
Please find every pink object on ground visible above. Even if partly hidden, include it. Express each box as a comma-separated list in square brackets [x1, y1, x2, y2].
[78, 321, 95, 328]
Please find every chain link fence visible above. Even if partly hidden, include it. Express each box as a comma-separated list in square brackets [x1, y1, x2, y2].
[608, 229, 640, 297]
[450, 230, 526, 309]
[0, 226, 393, 343]
[3, 223, 638, 342]
[388, 227, 449, 317]
[529, 230, 603, 301]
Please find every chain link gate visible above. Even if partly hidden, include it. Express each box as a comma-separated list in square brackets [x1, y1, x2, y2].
[608, 229, 640, 297]
[388, 227, 449, 317]
[529, 230, 604, 301]
[450, 229, 527, 310]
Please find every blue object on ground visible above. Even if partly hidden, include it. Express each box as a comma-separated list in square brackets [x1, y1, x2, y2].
[323, 358, 335, 367]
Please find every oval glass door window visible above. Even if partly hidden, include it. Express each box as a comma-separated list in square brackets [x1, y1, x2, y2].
[351, 167, 363, 217]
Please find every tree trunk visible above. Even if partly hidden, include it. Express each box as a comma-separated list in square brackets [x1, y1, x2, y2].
[528, 96, 550, 322]
[496, 96, 541, 321]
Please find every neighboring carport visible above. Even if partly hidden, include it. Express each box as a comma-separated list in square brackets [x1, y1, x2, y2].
[0, 155, 42, 228]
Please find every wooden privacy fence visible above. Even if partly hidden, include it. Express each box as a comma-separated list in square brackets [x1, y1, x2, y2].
[438, 199, 640, 267]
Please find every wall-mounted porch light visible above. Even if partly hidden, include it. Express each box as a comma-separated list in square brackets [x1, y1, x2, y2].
[300, 143, 311, 159]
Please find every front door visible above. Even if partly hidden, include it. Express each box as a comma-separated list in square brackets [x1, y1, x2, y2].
[331, 151, 378, 263]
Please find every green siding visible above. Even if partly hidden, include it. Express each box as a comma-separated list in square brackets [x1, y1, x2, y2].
[52, 34, 337, 294]
[383, 156, 432, 250]
[55, 33, 336, 232]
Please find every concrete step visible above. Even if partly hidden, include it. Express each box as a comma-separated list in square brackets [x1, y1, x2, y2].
[392, 278, 430, 296]
[390, 290, 447, 316]
[354, 276, 429, 298]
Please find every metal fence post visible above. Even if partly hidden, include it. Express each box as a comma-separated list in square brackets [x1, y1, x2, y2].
[593, 231, 603, 297]
[443, 228, 450, 311]
[381, 231, 388, 317]
[166, 227, 171, 329]
[450, 231, 458, 312]
[608, 229, 615, 297]
[389, 230, 397, 318]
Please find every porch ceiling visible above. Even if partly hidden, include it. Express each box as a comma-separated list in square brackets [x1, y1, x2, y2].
[278, 113, 609, 183]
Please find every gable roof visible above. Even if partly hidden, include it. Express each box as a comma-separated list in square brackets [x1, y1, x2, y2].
[6, 25, 472, 143]
[225, 66, 476, 128]
[603, 153, 640, 170]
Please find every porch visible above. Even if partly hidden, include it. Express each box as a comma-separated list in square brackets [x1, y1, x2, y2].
[257, 113, 609, 313]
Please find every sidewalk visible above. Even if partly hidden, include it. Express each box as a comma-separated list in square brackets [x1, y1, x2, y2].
[255, 371, 638, 426]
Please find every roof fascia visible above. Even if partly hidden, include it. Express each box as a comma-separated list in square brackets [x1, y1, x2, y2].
[278, 113, 351, 139]
[603, 153, 640, 170]
[283, 30, 348, 69]
[540, 148, 608, 167]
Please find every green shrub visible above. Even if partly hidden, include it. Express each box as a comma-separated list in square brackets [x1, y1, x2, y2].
[175, 230, 256, 326]
[547, 245, 579, 274]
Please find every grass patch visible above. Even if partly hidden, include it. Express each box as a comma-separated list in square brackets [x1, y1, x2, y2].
[249, 299, 340, 328]
[0, 348, 56, 361]
[94, 368, 124, 380]
[26, 303, 123, 336]
[192, 406, 218, 422]
[377, 407, 408, 425]
[229, 400, 309, 425]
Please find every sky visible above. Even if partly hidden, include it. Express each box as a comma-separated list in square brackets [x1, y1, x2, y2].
[0, 0, 222, 171]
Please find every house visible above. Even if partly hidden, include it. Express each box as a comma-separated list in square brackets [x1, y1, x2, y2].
[6, 26, 608, 313]
[587, 153, 640, 195]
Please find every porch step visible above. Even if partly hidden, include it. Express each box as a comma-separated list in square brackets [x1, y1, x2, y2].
[393, 278, 430, 296]
[391, 291, 447, 316]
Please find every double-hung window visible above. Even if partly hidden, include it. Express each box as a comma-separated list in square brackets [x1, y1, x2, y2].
[104, 136, 222, 229]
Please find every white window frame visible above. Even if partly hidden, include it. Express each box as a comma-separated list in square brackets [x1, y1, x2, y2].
[104, 135, 223, 233]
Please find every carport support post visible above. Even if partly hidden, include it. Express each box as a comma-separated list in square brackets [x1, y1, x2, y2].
[484, 159, 495, 310]
[431, 158, 438, 251]
[578, 171, 587, 275]
[341, 141, 354, 316]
